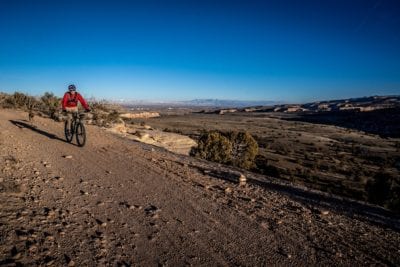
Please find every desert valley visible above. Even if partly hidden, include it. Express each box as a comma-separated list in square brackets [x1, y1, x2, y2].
[0, 92, 399, 266]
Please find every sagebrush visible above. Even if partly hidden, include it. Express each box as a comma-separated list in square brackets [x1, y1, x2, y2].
[192, 130, 258, 170]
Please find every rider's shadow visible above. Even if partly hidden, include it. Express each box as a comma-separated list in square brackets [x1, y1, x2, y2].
[9, 120, 69, 144]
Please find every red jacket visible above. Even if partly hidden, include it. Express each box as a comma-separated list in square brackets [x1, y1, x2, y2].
[62, 92, 90, 110]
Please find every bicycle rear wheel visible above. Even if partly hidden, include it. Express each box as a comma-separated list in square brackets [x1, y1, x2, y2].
[75, 122, 86, 147]
[64, 120, 74, 143]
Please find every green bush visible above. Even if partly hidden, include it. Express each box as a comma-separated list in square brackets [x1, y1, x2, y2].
[192, 131, 232, 164]
[227, 131, 259, 169]
[192, 130, 259, 169]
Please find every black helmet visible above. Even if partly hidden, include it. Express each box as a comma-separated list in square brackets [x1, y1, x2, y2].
[68, 84, 76, 91]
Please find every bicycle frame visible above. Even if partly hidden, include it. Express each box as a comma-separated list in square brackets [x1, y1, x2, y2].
[64, 112, 87, 146]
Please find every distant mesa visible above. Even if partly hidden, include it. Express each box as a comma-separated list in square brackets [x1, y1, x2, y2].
[184, 95, 400, 116]
[229, 95, 400, 114]
[289, 95, 400, 114]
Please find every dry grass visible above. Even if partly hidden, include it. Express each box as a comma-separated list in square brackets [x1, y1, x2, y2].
[142, 112, 400, 212]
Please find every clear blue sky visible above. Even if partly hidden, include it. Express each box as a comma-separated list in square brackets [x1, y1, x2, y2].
[0, 0, 399, 102]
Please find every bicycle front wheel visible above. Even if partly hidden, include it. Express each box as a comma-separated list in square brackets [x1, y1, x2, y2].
[75, 122, 86, 147]
[64, 120, 74, 143]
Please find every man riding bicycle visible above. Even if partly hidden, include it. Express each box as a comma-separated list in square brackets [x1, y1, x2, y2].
[62, 84, 91, 133]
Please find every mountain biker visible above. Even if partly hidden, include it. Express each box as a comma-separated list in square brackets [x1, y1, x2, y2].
[62, 84, 91, 132]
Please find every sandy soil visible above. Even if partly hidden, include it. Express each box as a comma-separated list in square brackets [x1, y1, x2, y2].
[0, 109, 399, 266]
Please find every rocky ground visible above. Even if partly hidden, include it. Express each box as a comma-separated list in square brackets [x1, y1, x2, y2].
[0, 109, 399, 266]
[106, 121, 197, 155]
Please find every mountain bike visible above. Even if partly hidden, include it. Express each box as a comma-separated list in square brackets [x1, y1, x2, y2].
[64, 112, 87, 147]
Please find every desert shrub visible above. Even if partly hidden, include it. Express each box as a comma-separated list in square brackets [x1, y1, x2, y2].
[106, 110, 120, 123]
[192, 131, 232, 164]
[227, 131, 259, 169]
[13, 92, 28, 108]
[90, 100, 110, 112]
[26, 96, 38, 110]
[90, 104, 107, 125]
[90, 109, 121, 126]
[40, 92, 60, 118]
[366, 172, 400, 213]
[3, 98, 13, 108]
[0, 92, 40, 111]
[1, 92, 27, 109]
[91, 111, 105, 121]
[0, 93, 6, 106]
[191, 130, 259, 170]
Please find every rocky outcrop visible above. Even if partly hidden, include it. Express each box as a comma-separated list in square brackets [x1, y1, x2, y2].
[107, 123, 196, 155]
[107, 120, 128, 134]
[242, 96, 400, 114]
[218, 109, 237, 115]
[120, 112, 160, 119]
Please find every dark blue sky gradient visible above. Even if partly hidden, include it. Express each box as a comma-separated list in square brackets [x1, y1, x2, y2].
[0, 0, 399, 101]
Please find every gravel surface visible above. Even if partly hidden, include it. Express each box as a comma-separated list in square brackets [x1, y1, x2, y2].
[0, 109, 399, 266]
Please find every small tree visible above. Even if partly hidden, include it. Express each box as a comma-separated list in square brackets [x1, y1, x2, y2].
[192, 131, 232, 164]
[192, 130, 259, 170]
[227, 131, 259, 169]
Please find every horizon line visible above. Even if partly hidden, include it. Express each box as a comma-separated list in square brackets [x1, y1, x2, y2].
[1, 90, 399, 105]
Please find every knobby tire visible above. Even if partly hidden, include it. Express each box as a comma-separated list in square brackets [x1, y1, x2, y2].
[76, 122, 86, 147]
[64, 120, 74, 143]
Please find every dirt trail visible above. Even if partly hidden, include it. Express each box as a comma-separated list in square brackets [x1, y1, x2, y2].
[0, 109, 399, 266]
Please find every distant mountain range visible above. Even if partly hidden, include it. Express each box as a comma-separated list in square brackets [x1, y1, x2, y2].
[114, 98, 280, 108]
[112, 95, 400, 110]
[180, 99, 280, 107]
